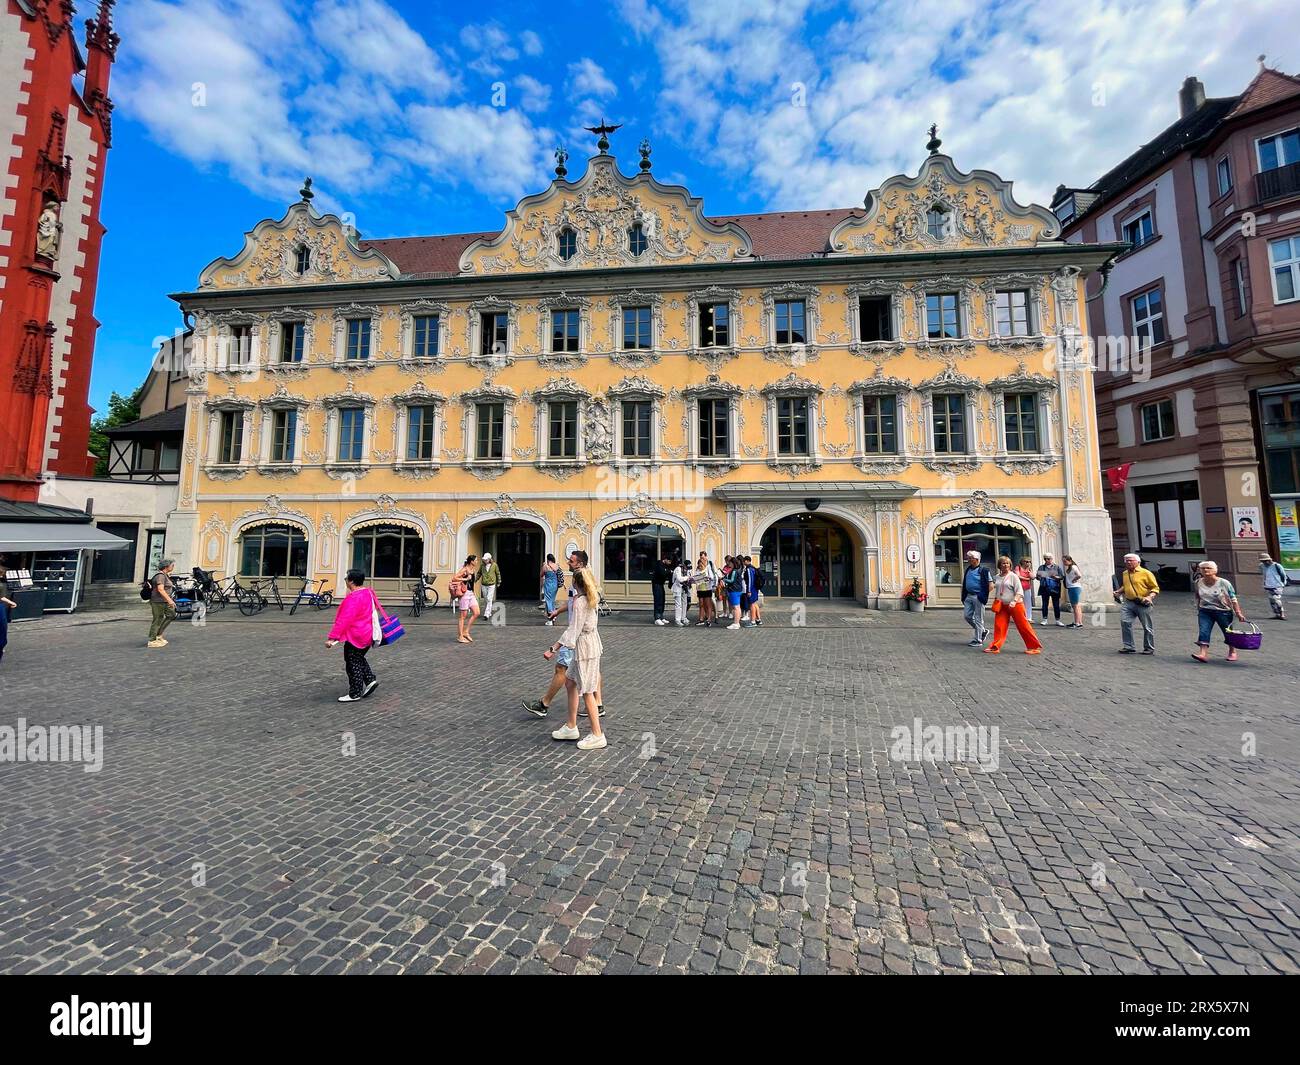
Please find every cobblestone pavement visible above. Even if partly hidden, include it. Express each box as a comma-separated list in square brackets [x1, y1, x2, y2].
[1, 594, 1298, 974]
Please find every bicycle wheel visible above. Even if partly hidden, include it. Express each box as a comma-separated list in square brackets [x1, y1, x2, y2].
[238, 588, 258, 616]
[411, 591, 422, 617]
[428, 588, 439, 609]
[317, 591, 333, 610]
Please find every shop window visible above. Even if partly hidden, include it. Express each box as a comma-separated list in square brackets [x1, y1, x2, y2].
[1133, 481, 1203, 551]
[240, 523, 308, 578]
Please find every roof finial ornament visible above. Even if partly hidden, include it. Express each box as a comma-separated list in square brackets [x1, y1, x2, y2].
[554, 145, 569, 179]
[584, 118, 623, 153]
[926, 123, 942, 156]
[638, 138, 652, 172]
[1259, 53, 1268, 71]
[298, 177, 314, 203]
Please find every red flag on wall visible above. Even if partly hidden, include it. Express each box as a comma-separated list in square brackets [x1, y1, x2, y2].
[1105, 463, 1133, 492]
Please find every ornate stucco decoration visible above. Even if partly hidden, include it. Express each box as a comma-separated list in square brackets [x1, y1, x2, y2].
[606, 374, 666, 400]
[319, 383, 377, 408]
[915, 365, 981, 394]
[466, 494, 547, 523]
[389, 381, 447, 408]
[827, 153, 1061, 256]
[994, 456, 1060, 475]
[584, 397, 614, 463]
[932, 490, 1032, 523]
[260, 383, 310, 410]
[986, 361, 1057, 394]
[197, 199, 401, 290]
[760, 372, 824, 398]
[681, 375, 742, 401]
[459, 153, 753, 275]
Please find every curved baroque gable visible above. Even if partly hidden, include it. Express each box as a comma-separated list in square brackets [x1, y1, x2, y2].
[459, 154, 753, 275]
[828, 154, 1060, 255]
[198, 201, 402, 290]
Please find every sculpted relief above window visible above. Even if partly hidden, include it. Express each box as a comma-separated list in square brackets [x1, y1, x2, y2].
[458, 156, 752, 275]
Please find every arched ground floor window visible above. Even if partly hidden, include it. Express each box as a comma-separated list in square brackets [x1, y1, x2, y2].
[350, 522, 424, 597]
[238, 522, 308, 579]
[933, 520, 1029, 604]
[602, 521, 685, 600]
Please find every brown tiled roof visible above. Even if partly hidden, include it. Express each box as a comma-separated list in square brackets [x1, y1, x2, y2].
[359, 207, 866, 277]
[1225, 67, 1300, 120]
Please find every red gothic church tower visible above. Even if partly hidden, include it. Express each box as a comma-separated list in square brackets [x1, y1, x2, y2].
[0, 0, 117, 501]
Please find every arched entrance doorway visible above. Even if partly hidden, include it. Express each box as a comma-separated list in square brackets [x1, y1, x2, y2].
[349, 521, 424, 599]
[601, 520, 685, 600]
[758, 514, 855, 598]
[479, 520, 544, 599]
[932, 519, 1030, 605]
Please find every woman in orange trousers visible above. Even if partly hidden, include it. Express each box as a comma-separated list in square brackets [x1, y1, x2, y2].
[985, 555, 1042, 654]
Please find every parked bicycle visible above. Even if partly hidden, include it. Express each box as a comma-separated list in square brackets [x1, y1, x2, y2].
[409, 573, 440, 616]
[289, 577, 334, 615]
[238, 575, 286, 616]
[192, 567, 231, 612]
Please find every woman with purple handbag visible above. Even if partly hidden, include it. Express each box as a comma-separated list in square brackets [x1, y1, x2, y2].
[1191, 560, 1249, 664]
[326, 569, 401, 702]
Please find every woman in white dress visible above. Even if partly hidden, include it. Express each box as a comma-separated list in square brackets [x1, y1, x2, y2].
[548, 567, 607, 750]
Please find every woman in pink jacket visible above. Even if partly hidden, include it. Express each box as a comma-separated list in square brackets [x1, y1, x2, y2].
[326, 568, 382, 702]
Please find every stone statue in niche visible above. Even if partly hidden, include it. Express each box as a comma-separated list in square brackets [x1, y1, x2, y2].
[584, 398, 613, 462]
[35, 200, 61, 261]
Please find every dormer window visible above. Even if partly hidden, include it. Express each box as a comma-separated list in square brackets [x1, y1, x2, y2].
[926, 206, 950, 241]
[294, 244, 311, 275]
[628, 223, 648, 257]
[557, 228, 577, 261]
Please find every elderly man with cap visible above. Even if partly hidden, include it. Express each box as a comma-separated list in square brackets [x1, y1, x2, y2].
[1259, 552, 1289, 620]
[479, 552, 501, 619]
[960, 549, 992, 646]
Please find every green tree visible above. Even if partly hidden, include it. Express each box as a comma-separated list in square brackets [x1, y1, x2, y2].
[88, 387, 143, 477]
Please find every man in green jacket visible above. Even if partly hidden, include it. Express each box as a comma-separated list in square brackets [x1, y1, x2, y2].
[480, 552, 501, 619]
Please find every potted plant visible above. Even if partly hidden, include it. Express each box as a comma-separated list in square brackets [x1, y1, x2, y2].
[903, 578, 928, 612]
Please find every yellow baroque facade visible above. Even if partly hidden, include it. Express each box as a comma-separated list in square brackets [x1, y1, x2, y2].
[167, 138, 1120, 607]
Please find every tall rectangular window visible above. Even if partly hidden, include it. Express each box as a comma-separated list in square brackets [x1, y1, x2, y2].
[1258, 127, 1300, 171]
[1122, 211, 1154, 248]
[932, 394, 966, 453]
[1260, 389, 1300, 495]
[1233, 258, 1248, 317]
[774, 299, 806, 344]
[995, 290, 1031, 336]
[859, 296, 892, 342]
[337, 407, 364, 462]
[1216, 156, 1233, 196]
[698, 398, 729, 457]
[1140, 398, 1176, 443]
[219, 410, 244, 464]
[230, 325, 253, 365]
[1132, 287, 1166, 348]
[622, 306, 652, 349]
[412, 315, 439, 358]
[1003, 393, 1039, 452]
[1270, 236, 1300, 303]
[926, 293, 960, 339]
[548, 401, 578, 458]
[476, 402, 504, 459]
[345, 318, 371, 360]
[270, 409, 297, 463]
[621, 400, 652, 458]
[280, 321, 304, 363]
[406, 406, 436, 460]
[551, 309, 581, 353]
[480, 312, 509, 355]
[863, 395, 897, 454]
[776, 396, 809, 455]
[699, 303, 729, 347]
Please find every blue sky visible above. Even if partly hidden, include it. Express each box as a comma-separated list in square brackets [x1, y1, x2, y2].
[92, 0, 1294, 411]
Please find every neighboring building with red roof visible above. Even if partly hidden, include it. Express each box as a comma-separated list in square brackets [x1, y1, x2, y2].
[1054, 64, 1300, 586]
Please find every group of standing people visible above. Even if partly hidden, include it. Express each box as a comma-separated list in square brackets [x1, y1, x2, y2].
[958, 548, 1290, 661]
[652, 552, 764, 630]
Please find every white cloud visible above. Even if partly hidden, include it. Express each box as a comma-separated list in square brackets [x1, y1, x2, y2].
[622, 0, 1299, 209]
[520, 30, 544, 57]
[116, 0, 555, 207]
[567, 58, 618, 101]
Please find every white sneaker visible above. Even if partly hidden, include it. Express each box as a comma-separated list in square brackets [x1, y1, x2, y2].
[727, 622, 741, 630]
[545, 620, 554, 627]
[655, 618, 667, 625]
[577, 733, 608, 751]
[146, 639, 164, 649]
[156, 638, 168, 646]
[1056, 621, 1066, 627]
[338, 694, 362, 702]
[551, 724, 580, 741]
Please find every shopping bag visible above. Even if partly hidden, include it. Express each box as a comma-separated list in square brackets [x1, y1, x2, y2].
[380, 613, 405, 645]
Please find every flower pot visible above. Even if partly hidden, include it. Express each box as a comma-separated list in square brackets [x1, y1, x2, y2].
[907, 599, 925, 612]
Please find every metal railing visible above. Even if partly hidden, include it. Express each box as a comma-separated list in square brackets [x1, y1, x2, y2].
[1256, 161, 1300, 203]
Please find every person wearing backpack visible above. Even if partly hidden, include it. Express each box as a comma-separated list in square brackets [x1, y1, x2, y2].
[145, 559, 178, 649]
[1260, 553, 1289, 620]
[326, 568, 383, 701]
[749, 557, 766, 627]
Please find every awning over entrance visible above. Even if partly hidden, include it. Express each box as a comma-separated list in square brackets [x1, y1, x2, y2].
[0, 523, 132, 552]
[602, 517, 686, 536]
[713, 480, 918, 503]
